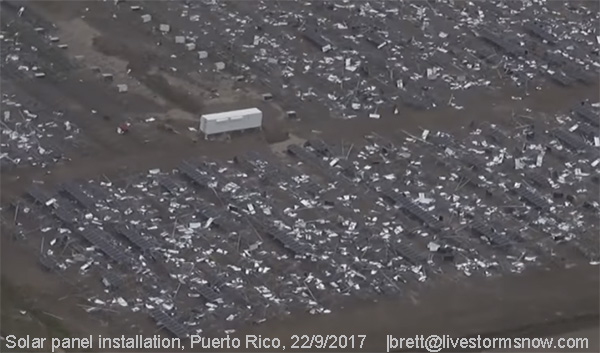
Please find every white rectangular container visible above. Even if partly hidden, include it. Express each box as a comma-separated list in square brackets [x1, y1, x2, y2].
[200, 108, 262, 137]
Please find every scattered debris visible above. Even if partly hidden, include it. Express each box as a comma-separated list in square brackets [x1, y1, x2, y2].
[159, 24, 170, 33]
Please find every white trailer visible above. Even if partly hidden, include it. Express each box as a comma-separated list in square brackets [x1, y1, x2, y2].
[199, 108, 262, 139]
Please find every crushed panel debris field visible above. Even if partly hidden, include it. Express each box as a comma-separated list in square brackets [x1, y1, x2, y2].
[0, 0, 598, 349]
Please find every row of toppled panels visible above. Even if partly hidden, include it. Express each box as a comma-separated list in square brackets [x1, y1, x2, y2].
[60, 182, 96, 210]
[100, 270, 122, 288]
[391, 242, 426, 266]
[196, 283, 221, 303]
[381, 190, 443, 230]
[27, 186, 51, 205]
[202, 268, 227, 289]
[288, 144, 355, 182]
[470, 220, 512, 248]
[522, 22, 557, 45]
[158, 176, 182, 195]
[287, 144, 323, 165]
[53, 206, 77, 225]
[197, 203, 220, 220]
[572, 106, 599, 128]
[514, 185, 551, 211]
[178, 161, 211, 187]
[551, 128, 590, 151]
[78, 228, 130, 265]
[252, 216, 310, 255]
[149, 309, 188, 338]
[526, 171, 551, 189]
[268, 228, 310, 255]
[305, 139, 332, 156]
[39, 255, 59, 271]
[113, 225, 155, 253]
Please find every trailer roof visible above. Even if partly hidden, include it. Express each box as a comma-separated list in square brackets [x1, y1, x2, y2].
[201, 108, 262, 121]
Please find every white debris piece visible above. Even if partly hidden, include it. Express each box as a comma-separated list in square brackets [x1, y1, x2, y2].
[369, 113, 380, 119]
[421, 129, 430, 140]
[417, 193, 434, 205]
[186, 43, 196, 51]
[175, 36, 185, 44]
[117, 84, 128, 93]
[426, 68, 438, 80]
[515, 158, 525, 170]
[536, 153, 544, 167]
[116, 297, 128, 307]
[198, 51, 208, 59]
[215, 62, 226, 71]
[428, 242, 441, 252]
[141, 14, 152, 23]
[159, 24, 170, 33]
[93, 299, 106, 306]
[23, 110, 37, 119]
[189, 222, 202, 229]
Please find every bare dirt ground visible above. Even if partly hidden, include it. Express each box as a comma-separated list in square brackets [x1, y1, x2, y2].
[1, 1, 599, 352]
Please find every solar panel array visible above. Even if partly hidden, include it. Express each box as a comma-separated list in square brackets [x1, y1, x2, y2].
[53, 205, 77, 225]
[572, 106, 599, 127]
[196, 283, 221, 302]
[214, 214, 243, 233]
[287, 144, 323, 166]
[395, 195, 443, 230]
[484, 125, 508, 145]
[523, 22, 557, 45]
[252, 216, 310, 255]
[428, 133, 455, 148]
[197, 202, 220, 220]
[573, 122, 597, 140]
[178, 161, 211, 187]
[78, 228, 130, 264]
[514, 185, 551, 211]
[305, 139, 332, 156]
[113, 225, 154, 253]
[470, 220, 511, 249]
[158, 176, 181, 195]
[552, 128, 589, 151]
[526, 171, 550, 189]
[61, 183, 95, 209]
[201, 268, 227, 290]
[267, 228, 310, 255]
[27, 186, 51, 205]
[39, 254, 59, 271]
[149, 309, 188, 338]
[302, 181, 322, 197]
[459, 154, 487, 172]
[391, 242, 426, 266]
[100, 270, 122, 289]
